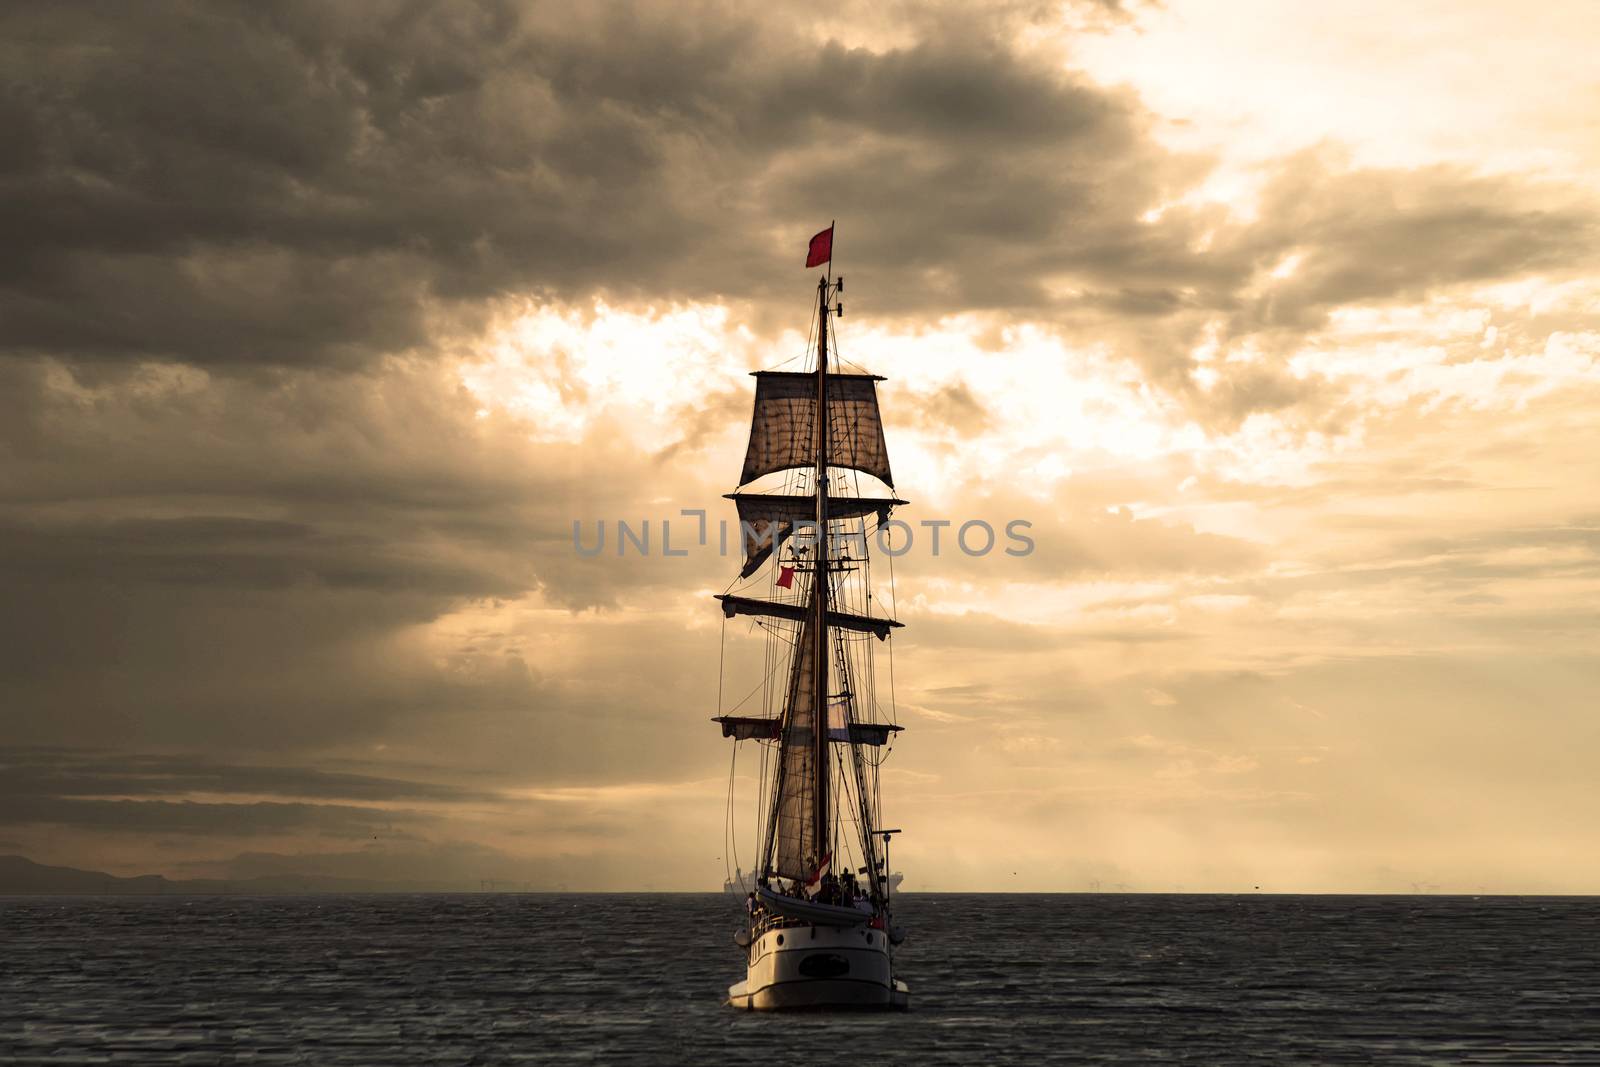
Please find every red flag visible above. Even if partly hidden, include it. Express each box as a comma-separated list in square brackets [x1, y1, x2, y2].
[805, 225, 833, 268]
[776, 565, 795, 589]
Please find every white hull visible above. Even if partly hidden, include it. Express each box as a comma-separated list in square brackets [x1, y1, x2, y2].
[727, 922, 908, 1011]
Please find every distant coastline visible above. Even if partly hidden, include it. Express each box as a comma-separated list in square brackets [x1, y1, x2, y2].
[6, 857, 1589, 896]
[0, 855, 467, 895]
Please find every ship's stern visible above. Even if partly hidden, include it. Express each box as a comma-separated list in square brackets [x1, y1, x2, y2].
[728, 922, 906, 1011]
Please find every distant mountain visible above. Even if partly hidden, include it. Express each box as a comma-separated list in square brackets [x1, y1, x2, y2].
[0, 855, 465, 895]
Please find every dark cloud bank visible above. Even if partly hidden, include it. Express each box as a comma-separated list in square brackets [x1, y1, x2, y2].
[6, 1, 1590, 371]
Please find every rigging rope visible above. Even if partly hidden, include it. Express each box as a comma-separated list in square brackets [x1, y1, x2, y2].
[725, 739, 739, 892]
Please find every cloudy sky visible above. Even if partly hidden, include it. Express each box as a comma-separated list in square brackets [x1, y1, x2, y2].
[4, 0, 1598, 892]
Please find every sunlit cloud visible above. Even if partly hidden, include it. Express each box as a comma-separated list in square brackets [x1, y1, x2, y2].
[5, 0, 1600, 893]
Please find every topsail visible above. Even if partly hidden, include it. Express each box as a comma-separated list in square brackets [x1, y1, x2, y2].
[739, 371, 894, 488]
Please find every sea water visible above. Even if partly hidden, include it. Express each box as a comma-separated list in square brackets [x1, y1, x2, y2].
[3, 892, 1598, 1063]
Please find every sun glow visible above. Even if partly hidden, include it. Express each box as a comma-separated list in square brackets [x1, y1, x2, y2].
[459, 300, 771, 444]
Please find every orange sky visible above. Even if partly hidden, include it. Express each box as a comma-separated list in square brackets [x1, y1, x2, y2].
[3, 0, 1598, 892]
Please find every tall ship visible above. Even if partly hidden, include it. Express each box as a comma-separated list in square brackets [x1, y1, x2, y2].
[713, 225, 909, 1011]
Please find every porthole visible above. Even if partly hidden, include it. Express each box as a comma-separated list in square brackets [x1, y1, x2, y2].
[864, 932, 873, 944]
[775, 933, 784, 946]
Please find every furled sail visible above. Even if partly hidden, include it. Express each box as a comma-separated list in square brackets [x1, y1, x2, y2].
[712, 716, 781, 741]
[712, 714, 903, 747]
[836, 722, 904, 746]
[739, 372, 894, 488]
[728, 492, 905, 578]
[715, 593, 902, 640]
[773, 605, 822, 881]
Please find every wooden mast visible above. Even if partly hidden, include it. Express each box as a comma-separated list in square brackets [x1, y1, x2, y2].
[812, 272, 831, 875]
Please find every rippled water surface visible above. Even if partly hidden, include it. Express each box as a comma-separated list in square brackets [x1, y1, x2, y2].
[5, 893, 1600, 1063]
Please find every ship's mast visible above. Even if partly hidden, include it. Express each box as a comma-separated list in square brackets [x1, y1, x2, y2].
[716, 226, 905, 895]
[812, 274, 831, 868]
